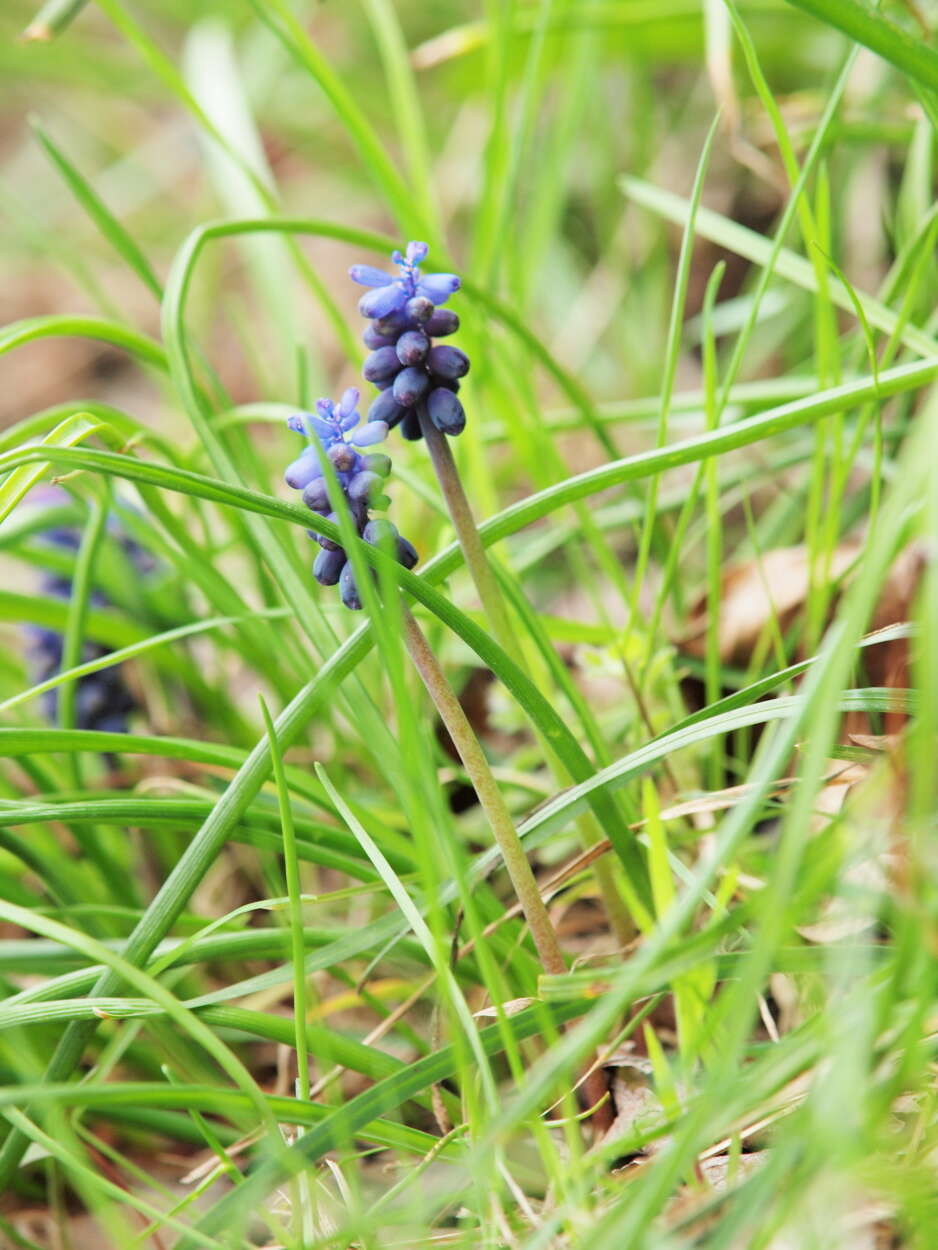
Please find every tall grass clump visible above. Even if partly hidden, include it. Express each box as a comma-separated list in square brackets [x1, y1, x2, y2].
[0, 1, 936, 1247]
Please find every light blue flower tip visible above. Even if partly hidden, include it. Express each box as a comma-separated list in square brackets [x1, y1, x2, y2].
[406, 241, 429, 264]
[339, 387, 360, 416]
[350, 420, 389, 447]
[349, 264, 392, 288]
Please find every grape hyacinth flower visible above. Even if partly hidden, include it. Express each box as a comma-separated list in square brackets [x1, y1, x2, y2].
[284, 387, 418, 610]
[350, 242, 470, 441]
[26, 527, 136, 735]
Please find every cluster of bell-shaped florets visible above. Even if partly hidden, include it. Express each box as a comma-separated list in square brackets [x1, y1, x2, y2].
[26, 526, 137, 735]
[284, 387, 418, 610]
[350, 241, 470, 440]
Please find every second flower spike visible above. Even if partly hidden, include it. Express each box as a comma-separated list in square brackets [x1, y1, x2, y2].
[284, 388, 417, 610]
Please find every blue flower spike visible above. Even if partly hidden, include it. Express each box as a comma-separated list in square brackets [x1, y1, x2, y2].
[26, 522, 139, 736]
[284, 389, 418, 610]
[351, 242, 469, 439]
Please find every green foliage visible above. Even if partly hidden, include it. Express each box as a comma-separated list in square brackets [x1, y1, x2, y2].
[1, 1, 937, 1247]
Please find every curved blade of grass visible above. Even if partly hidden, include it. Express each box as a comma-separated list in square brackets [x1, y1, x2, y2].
[0, 400, 173, 459]
[0, 1107, 225, 1250]
[0, 1080, 444, 1158]
[178, 997, 588, 1247]
[621, 175, 938, 358]
[0, 901, 278, 1134]
[631, 113, 720, 624]
[245, 0, 431, 238]
[361, 0, 438, 234]
[0, 316, 167, 372]
[0, 413, 121, 524]
[318, 762, 497, 1104]
[0, 798, 386, 880]
[0, 607, 291, 714]
[783, 0, 938, 94]
[515, 687, 914, 852]
[30, 119, 162, 299]
[0, 348, 932, 585]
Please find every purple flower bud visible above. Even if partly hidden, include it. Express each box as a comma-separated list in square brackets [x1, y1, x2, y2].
[406, 241, 429, 265]
[309, 413, 338, 441]
[397, 536, 418, 569]
[329, 443, 358, 473]
[416, 273, 460, 305]
[427, 344, 470, 380]
[348, 470, 381, 502]
[284, 449, 322, 490]
[424, 309, 459, 338]
[363, 518, 398, 546]
[349, 264, 394, 288]
[349, 420, 389, 447]
[313, 547, 346, 586]
[400, 410, 423, 440]
[405, 296, 434, 325]
[393, 366, 430, 407]
[302, 478, 331, 513]
[284, 385, 409, 607]
[363, 346, 403, 383]
[287, 413, 307, 434]
[339, 561, 363, 610]
[363, 324, 395, 350]
[426, 387, 466, 436]
[359, 284, 407, 319]
[318, 514, 343, 550]
[396, 330, 429, 366]
[363, 452, 391, 477]
[374, 311, 409, 337]
[338, 388, 360, 424]
[368, 390, 407, 429]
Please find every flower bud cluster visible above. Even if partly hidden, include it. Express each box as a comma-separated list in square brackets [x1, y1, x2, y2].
[350, 241, 470, 440]
[26, 527, 136, 734]
[284, 387, 417, 610]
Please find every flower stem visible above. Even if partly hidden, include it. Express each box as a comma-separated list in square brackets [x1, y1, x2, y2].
[418, 411, 524, 666]
[402, 604, 614, 1131]
[418, 409, 633, 950]
[401, 606, 566, 976]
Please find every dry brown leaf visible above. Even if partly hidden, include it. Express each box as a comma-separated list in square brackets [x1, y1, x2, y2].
[848, 733, 904, 754]
[698, 1149, 768, 1190]
[601, 1063, 667, 1159]
[473, 997, 537, 1019]
[798, 832, 891, 945]
[682, 543, 860, 665]
[846, 543, 926, 738]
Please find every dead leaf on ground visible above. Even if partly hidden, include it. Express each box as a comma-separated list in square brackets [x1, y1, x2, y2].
[601, 1060, 668, 1162]
[844, 542, 927, 739]
[848, 733, 904, 754]
[681, 543, 861, 665]
[473, 997, 537, 1019]
[697, 1149, 769, 1190]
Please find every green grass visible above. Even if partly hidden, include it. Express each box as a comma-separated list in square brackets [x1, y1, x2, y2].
[1, 1, 937, 1247]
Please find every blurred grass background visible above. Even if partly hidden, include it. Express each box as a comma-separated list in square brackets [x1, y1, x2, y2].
[0, 1, 937, 1247]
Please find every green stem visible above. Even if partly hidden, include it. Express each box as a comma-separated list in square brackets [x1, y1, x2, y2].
[402, 606, 614, 1130]
[418, 409, 633, 948]
[418, 411, 522, 664]
[400, 606, 565, 977]
[21, 0, 89, 40]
